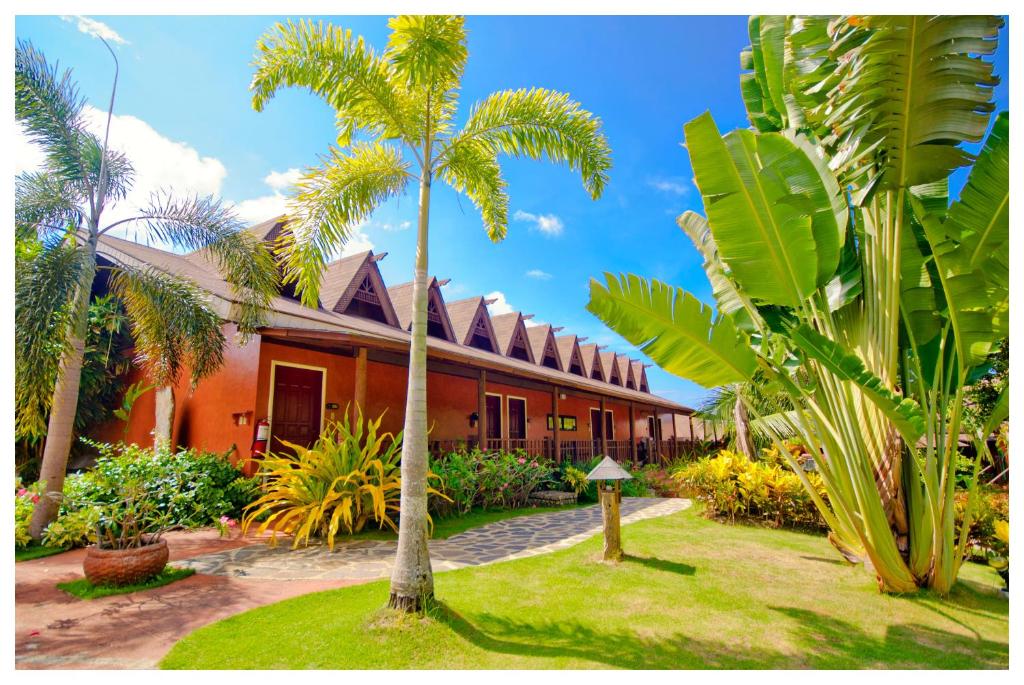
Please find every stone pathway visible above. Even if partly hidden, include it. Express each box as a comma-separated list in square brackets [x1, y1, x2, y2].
[178, 497, 690, 581]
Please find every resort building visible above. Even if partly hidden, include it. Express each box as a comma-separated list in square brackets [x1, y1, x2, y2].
[94, 217, 699, 470]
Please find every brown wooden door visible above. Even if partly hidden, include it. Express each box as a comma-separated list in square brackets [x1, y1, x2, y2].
[604, 411, 614, 440]
[270, 365, 323, 454]
[486, 395, 503, 441]
[508, 398, 526, 441]
[590, 408, 604, 439]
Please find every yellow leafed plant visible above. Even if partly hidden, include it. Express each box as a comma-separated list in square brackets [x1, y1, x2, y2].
[242, 408, 445, 549]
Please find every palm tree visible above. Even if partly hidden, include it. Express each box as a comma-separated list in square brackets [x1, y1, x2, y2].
[589, 16, 1007, 593]
[15, 40, 279, 539]
[696, 378, 794, 456]
[249, 15, 612, 610]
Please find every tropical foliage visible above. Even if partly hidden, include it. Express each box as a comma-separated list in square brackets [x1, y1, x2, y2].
[15, 40, 278, 538]
[430, 449, 554, 518]
[242, 412, 434, 550]
[588, 15, 1008, 593]
[675, 448, 828, 530]
[250, 14, 611, 609]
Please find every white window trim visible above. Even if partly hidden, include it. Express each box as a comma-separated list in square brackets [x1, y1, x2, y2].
[505, 395, 528, 441]
[485, 391, 504, 439]
[267, 360, 328, 447]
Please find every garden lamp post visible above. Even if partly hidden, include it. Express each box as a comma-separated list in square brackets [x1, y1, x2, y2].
[586, 456, 632, 562]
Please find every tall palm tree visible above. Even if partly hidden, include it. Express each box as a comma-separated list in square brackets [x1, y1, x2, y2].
[588, 16, 1007, 593]
[249, 15, 612, 610]
[15, 40, 279, 539]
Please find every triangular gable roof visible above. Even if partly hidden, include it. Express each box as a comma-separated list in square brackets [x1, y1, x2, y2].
[555, 334, 585, 376]
[448, 297, 500, 353]
[246, 215, 288, 244]
[602, 351, 622, 385]
[490, 312, 535, 363]
[580, 344, 605, 381]
[527, 325, 563, 371]
[387, 278, 457, 342]
[631, 360, 650, 393]
[623, 358, 638, 390]
[321, 251, 400, 327]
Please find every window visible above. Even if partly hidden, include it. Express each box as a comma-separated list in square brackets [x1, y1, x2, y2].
[546, 414, 578, 431]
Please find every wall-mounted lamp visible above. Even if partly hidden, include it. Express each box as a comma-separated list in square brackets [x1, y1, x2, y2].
[469, 411, 480, 428]
[559, 392, 567, 400]
[232, 411, 253, 427]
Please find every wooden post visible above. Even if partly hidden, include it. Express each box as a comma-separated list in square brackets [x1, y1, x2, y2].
[600, 481, 623, 562]
[688, 414, 695, 442]
[552, 385, 561, 463]
[671, 411, 678, 460]
[353, 346, 368, 424]
[477, 369, 487, 450]
[628, 402, 636, 465]
[599, 396, 608, 457]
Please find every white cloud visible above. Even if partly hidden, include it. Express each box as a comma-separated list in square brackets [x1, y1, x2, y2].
[61, 16, 128, 45]
[485, 290, 515, 316]
[264, 168, 302, 192]
[339, 227, 375, 257]
[513, 209, 564, 237]
[648, 177, 691, 196]
[376, 220, 411, 231]
[232, 194, 290, 226]
[17, 105, 228, 243]
[525, 269, 553, 280]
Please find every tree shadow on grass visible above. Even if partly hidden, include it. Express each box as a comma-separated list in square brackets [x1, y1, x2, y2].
[621, 554, 696, 576]
[434, 602, 1007, 669]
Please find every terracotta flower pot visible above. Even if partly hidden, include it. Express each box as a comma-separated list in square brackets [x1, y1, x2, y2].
[83, 538, 169, 587]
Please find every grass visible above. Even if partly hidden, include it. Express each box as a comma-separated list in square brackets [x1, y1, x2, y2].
[15, 545, 68, 562]
[58, 566, 195, 600]
[162, 506, 1008, 669]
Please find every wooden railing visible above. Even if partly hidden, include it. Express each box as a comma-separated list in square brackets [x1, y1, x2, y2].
[427, 437, 718, 466]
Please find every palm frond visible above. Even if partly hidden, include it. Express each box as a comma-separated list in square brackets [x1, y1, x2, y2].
[587, 273, 758, 388]
[251, 19, 419, 147]
[15, 171, 84, 239]
[385, 15, 467, 92]
[15, 40, 90, 188]
[436, 138, 508, 241]
[15, 240, 86, 439]
[823, 15, 1002, 195]
[279, 142, 410, 307]
[110, 266, 226, 388]
[123, 193, 279, 338]
[440, 87, 612, 199]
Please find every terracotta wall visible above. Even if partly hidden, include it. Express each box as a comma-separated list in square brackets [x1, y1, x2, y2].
[98, 331, 674, 460]
[91, 323, 262, 463]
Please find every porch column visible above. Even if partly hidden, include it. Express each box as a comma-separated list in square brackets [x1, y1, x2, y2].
[628, 402, 636, 464]
[599, 396, 608, 457]
[551, 385, 561, 463]
[477, 369, 487, 449]
[671, 411, 679, 460]
[688, 414, 695, 442]
[353, 346, 368, 423]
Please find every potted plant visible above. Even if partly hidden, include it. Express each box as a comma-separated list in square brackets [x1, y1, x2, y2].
[82, 480, 172, 586]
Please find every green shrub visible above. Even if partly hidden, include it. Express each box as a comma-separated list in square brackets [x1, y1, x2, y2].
[42, 505, 101, 548]
[14, 479, 39, 549]
[674, 448, 827, 530]
[430, 449, 554, 516]
[69, 440, 260, 527]
[955, 487, 1009, 561]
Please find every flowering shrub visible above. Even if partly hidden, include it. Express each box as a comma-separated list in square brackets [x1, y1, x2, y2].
[673, 448, 828, 530]
[430, 449, 554, 517]
[14, 479, 41, 549]
[955, 487, 1009, 561]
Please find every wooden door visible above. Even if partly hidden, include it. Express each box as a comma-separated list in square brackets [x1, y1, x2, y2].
[486, 394, 503, 441]
[507, 398, 526, 442]
[590, 408, 604, 439]
[270, 365, 323, 454]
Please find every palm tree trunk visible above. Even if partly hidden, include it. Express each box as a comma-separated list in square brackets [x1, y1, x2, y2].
[733, 394, 755, 458]
[28, 242, 96, 540]
[388, 166, 434, 612]
[154, 385, 175, 450]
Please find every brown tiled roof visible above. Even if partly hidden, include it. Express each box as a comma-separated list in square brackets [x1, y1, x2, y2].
[526, 324, 559, 369]
[621, 356, 636, 388]
[579, 344, 603, 380]
[446, 296, 499, 351]
[95, 229, 690, 412]
[320, 252, 370, 311]
[555, 334, 582, 372]
[490, 312, 523, 356]
[601, 351, 621, 384]
[386, 281, 416, 329]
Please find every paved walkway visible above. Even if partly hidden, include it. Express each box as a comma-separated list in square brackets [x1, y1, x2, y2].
[179, 497, 691, 581]
[16, 497, 689, 669]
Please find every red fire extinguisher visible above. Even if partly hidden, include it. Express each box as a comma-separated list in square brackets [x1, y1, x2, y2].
[246, 419, 270, 477]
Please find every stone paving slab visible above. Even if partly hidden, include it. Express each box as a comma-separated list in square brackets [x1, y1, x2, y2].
[178, 497, 690, 581]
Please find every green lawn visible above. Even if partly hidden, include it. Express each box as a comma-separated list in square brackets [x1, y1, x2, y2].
[162, 507, 1008, 669]
[15, 545, 68, 562]
[58, 566, 195, 599]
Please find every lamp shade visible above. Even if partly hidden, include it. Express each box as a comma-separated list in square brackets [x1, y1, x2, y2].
[585, 456, 633, 481]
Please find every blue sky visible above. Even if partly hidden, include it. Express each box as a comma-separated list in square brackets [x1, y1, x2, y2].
[14, 15, 1011, 409]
